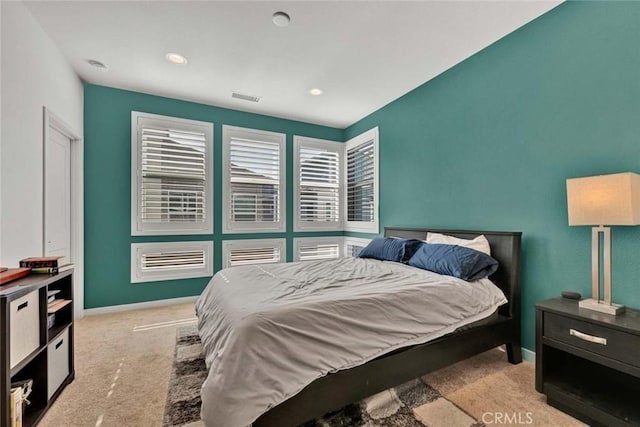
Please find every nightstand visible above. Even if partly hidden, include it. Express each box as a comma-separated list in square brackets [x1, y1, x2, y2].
[536, 298, 640, 426]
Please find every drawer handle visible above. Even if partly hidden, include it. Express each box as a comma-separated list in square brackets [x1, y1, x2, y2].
[55, 339, 64, 350]
[17, 301, 29, 311]
[570, 328, 607, 345]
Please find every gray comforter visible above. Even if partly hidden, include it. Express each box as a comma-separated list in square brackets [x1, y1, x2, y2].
[195, 257, 507, 426]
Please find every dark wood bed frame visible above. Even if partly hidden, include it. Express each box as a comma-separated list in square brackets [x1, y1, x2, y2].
[254, 227, 522, 426]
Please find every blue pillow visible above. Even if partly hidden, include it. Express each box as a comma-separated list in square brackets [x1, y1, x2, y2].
[408, 243, 499, 281]
[358, 237, 424, 263]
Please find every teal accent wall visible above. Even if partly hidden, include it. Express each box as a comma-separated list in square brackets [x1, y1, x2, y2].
[84, 84, 343, 309]
[345, 1, 640, 351]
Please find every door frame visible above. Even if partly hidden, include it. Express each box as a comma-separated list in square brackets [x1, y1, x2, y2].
[43, 107, 84, 318]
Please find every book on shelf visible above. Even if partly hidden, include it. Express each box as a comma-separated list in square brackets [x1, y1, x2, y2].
[10, 387, 23, 427]
[10, 378, 32, 427]
[31, 266, 58, 274]
[19, 256, 64, 268]
[0, 268, 30, 285]
[48, 299, 71, 314]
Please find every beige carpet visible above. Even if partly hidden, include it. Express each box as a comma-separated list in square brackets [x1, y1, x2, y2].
[41, 303, 584, 427]
[40, 303, 197, 427]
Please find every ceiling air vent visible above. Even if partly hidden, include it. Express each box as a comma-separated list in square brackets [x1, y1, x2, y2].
[232, 92, 262, 103]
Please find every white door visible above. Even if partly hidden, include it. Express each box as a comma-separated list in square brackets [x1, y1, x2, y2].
[44, 126, 71, 266]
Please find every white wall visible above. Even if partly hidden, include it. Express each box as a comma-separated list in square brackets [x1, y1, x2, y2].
[0, 2, 83, 266]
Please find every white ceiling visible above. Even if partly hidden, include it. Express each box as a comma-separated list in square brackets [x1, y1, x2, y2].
[25, 1, 561, 128]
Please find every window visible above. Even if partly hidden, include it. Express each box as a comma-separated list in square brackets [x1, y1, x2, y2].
[222, 126, 286, 233]
[343, 237, 372, 257]
[131, 112, 213, 235]
[294, 137, 342, 231]
[345, 127, 379, 233]
[232, 194, 257, 221]
[293, 237, 342, 261]
[131, 241, 213, 283]
[222, 239, 286, 268]
[167, 190, 199, 221]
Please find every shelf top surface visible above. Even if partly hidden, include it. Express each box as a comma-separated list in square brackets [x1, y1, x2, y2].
[0, 269, 73, 300]
[537, 297, 640, 335]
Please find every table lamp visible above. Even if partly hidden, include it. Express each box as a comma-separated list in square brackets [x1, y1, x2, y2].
[566, 172, 640, 315]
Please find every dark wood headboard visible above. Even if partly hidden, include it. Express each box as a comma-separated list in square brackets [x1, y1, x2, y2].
[383, 227, 522, 320]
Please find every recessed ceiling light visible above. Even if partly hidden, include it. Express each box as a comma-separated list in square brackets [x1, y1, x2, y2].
[309, 88, 323, 96]
[272, 12, 291, 27]
[166, 53, 188, 65]
[87, 59, 108, 71]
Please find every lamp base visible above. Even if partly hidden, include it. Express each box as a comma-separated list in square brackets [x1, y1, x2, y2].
[579, 298, 625, 315]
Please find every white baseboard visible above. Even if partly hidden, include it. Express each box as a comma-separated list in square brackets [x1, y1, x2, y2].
[522, 347, 535, 363]
[84, 295, 198, 316]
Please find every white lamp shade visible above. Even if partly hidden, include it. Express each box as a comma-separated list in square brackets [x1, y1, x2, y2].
[567, 172, 640, 226]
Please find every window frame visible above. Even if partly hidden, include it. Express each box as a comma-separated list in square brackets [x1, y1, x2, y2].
[344, 127, 379, 234]
[222, 125, 286, 234]
[130, 240, 213, 283]
[293, 136, 343, 232]
[131, 111, 214, 236]
[221, 238, 286, 269]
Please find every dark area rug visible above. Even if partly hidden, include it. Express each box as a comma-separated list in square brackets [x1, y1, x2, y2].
[164, 326, 481, 427]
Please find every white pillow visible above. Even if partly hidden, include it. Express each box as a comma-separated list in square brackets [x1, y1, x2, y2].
[425, 232, 491, 255]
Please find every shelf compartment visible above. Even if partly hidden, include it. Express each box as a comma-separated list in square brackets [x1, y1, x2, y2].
[542, 346, 640, 426]
[47, 298, 72, 342]
[10, 350, 48, 427]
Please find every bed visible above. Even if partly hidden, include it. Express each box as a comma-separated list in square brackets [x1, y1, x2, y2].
[196, 227, 522, 426]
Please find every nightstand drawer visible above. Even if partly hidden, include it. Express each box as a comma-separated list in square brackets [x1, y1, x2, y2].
[544, 312, 640, 368]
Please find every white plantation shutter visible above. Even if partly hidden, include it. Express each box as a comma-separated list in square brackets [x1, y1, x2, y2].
[229, 247, 281, 266]
[299, 244, 340, 260]
[229, 138, 280, 220]
[142, 250, 205, 269]
[294, 237, 342, 261]
[132, 112, 213, 235]
[141, 128, 206, 221]
[345, 128, 379, 233]
[131, 241, 213, 283]
[222, 239, 286, 268]
[347, 141, 374, 222]
[223, 126, 286, 233]
[294, 137, 342, 231]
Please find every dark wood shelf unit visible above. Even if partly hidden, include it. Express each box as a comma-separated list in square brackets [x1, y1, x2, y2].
[536, 297, 640, 427]
[1, 269, 75, 427]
